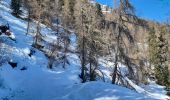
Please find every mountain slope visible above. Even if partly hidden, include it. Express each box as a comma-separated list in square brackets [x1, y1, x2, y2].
[0, 0, 169, 100]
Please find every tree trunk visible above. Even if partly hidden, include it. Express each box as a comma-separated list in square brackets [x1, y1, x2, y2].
[81, 35, 86, 83]
[26, 8, 31, 35]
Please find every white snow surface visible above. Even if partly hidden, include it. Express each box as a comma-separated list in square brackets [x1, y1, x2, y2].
[0, 0, 169, 100]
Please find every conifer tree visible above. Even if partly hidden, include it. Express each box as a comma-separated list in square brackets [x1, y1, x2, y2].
[94, 3, 104, 29]
[11, 0, 21, 17]
[155, 29, 170, 86]
[95, 3, 103, 17]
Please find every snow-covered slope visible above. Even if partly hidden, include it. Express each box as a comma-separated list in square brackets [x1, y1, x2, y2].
[0, 0, 169, 100]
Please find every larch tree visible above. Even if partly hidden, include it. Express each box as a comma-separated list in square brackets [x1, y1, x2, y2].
[74, 0, 89, 83]
[23, 0, 32, 35]
[63, 0, 76, 28]
[45, 0, 63, 69]
[31, 0, 50, 48]
[75, 0, 105, 82]
[111, 0, 135, 84]
[148, 27, 158, 68]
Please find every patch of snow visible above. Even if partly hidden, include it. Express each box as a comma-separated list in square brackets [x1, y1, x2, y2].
[61, 82, 153, 100]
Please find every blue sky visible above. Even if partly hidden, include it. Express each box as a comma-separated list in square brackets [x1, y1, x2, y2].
[96, 0, 170, 22]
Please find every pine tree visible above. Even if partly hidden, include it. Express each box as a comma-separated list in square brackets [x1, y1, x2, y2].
[155, 29, 170, 87]
[94, 3, 104, 29]
[10, 0, 21, 17]
[95, 3, 103, 19]
[148, 26, 170, 87]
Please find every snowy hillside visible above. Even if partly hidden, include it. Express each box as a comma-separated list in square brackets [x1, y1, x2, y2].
[0, 0, 169, 100]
